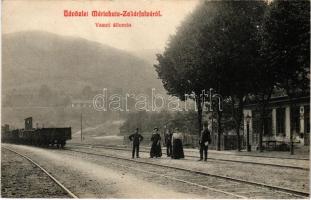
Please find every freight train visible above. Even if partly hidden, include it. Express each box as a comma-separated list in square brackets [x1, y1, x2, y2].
[1, 117, 71, 148]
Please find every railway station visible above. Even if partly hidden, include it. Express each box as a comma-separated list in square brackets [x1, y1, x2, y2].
[1, 0, 310, 199]
[1, 115, 310, 198]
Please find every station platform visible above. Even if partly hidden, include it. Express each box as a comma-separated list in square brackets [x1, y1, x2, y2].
[181, 146, 310, 160]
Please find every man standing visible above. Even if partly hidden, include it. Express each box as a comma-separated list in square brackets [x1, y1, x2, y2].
[129, 128, 144, 158]
[199, 122, 211, 161]
[164, 127, 173, 157]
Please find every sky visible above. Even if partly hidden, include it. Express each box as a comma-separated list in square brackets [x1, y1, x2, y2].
[2, 0, 199, 52]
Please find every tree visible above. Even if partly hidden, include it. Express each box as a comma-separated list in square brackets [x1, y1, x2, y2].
[248, 2, 276, 152]
[120, 110, 198, 136]
[263, 0, 310, 154]
[155, 1, 213, 137]
[155, 1, 267, 152]
[198, 1, 266, 151]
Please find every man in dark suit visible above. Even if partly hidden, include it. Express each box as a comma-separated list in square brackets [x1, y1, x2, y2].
[164, 127, 173, 157]
[199, 122, 211, 161]
[129, 128, 144, 158]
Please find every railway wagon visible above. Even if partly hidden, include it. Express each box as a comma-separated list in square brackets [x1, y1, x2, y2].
[1, 129, 19, 143]
[19, 129, 36, 144]
[34, 127, 71, 148]
[2, 117, 72, 148]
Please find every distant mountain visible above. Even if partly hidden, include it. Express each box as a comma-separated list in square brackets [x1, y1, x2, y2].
[2, 31, 164, 96]
[131, 49, 162, 64]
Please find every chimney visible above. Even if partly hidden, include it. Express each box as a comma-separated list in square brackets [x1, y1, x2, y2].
[24, 117, 33, 130]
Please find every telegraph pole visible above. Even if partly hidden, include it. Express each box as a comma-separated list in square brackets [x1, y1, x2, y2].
[211, 111, 214, 147]
[80, 112, 83, 142]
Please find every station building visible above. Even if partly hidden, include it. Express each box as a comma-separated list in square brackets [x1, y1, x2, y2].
[243, 93, 310, 150]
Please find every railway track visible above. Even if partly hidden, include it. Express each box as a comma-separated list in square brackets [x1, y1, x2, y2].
[67, 147, 309, 199]
[3, 147, 78, 199]
[68, 143, 309, 170]
[69, 142, 309, 161]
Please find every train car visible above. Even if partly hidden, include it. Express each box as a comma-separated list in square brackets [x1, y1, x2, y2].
[19, 129, 36, 145]
[34, 127, 71, 148]
[2, 117, 72, 148]
[11, 129, 20, 143]
[1, 125, 19, 143]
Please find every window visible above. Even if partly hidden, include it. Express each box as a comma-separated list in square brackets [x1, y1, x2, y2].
[276, 107, 285, 135]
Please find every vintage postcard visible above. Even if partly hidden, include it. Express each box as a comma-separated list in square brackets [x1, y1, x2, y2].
[1, 0, 310, 199]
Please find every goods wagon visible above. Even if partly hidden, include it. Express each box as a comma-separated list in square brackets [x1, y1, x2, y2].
[1, 117, 72, 148]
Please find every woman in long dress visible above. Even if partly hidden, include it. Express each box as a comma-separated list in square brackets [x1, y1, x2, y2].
[150, 128, 162, 158]
[171, 128, 184, 159]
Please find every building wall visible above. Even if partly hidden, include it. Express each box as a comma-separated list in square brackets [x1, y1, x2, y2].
[243, 100, 310, 148]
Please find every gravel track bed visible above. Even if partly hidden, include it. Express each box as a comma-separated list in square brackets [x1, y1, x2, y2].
[69, 145, 309, 193]
[1, 148, 69, 198]
[4, 144, 309, 198]
[57, 150, 239, 198]
[73, 144, 308, 169]
[66, 149, 307, 199]
[5, 144, 212, 198]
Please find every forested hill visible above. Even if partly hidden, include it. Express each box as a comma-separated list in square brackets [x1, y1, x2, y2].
[2, 31, 164, 98]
